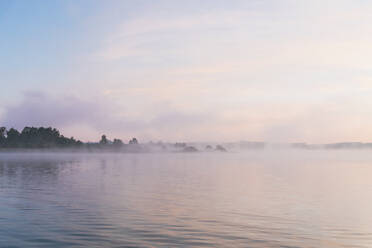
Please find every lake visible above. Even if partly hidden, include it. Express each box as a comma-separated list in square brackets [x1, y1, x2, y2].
[0, 151, 372, 247]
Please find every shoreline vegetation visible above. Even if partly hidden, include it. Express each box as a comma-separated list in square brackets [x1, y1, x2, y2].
[1, 126, 372, 153]
[0, 126, 227, 153]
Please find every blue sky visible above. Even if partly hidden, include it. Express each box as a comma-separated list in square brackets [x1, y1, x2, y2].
[1, 0, 372, 142]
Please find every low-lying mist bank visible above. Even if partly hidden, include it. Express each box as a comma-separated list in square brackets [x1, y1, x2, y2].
[2, 149, 372, 169]
[2, 141, 372, 154]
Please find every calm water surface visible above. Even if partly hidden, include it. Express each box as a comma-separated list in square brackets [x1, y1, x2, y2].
[1, 151, 372, 247]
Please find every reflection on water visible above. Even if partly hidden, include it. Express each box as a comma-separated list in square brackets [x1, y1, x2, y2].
[1, 151, 372, 247]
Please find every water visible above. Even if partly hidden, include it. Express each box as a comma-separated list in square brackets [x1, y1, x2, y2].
[1, 151, 372, 247]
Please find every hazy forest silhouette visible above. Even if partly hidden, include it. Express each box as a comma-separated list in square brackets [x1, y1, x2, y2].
[0, 126, 132, 149]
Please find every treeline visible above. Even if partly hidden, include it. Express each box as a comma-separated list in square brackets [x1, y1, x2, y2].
[0, 127, 82, 148]
[94, 135, 138, 149]
[0, 126, 140, 150]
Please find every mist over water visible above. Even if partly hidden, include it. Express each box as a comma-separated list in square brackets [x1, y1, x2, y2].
[1, 151, 372, 247]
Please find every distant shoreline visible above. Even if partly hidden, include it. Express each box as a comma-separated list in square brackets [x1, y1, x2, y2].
[2, 126, 372, 152]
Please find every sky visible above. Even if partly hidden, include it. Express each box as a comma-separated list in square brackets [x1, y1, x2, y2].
[1, 0, 372, 143]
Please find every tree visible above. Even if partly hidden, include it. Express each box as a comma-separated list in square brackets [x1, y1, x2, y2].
[0, 127, 6, 137]
[6, 128, 20, 147]
[99, 135, 108, 145]
[215, 145, 227, 152]
[0, 127, 6, 147]
[129, 138, 138, 145]
[113, 139, 123, 147]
